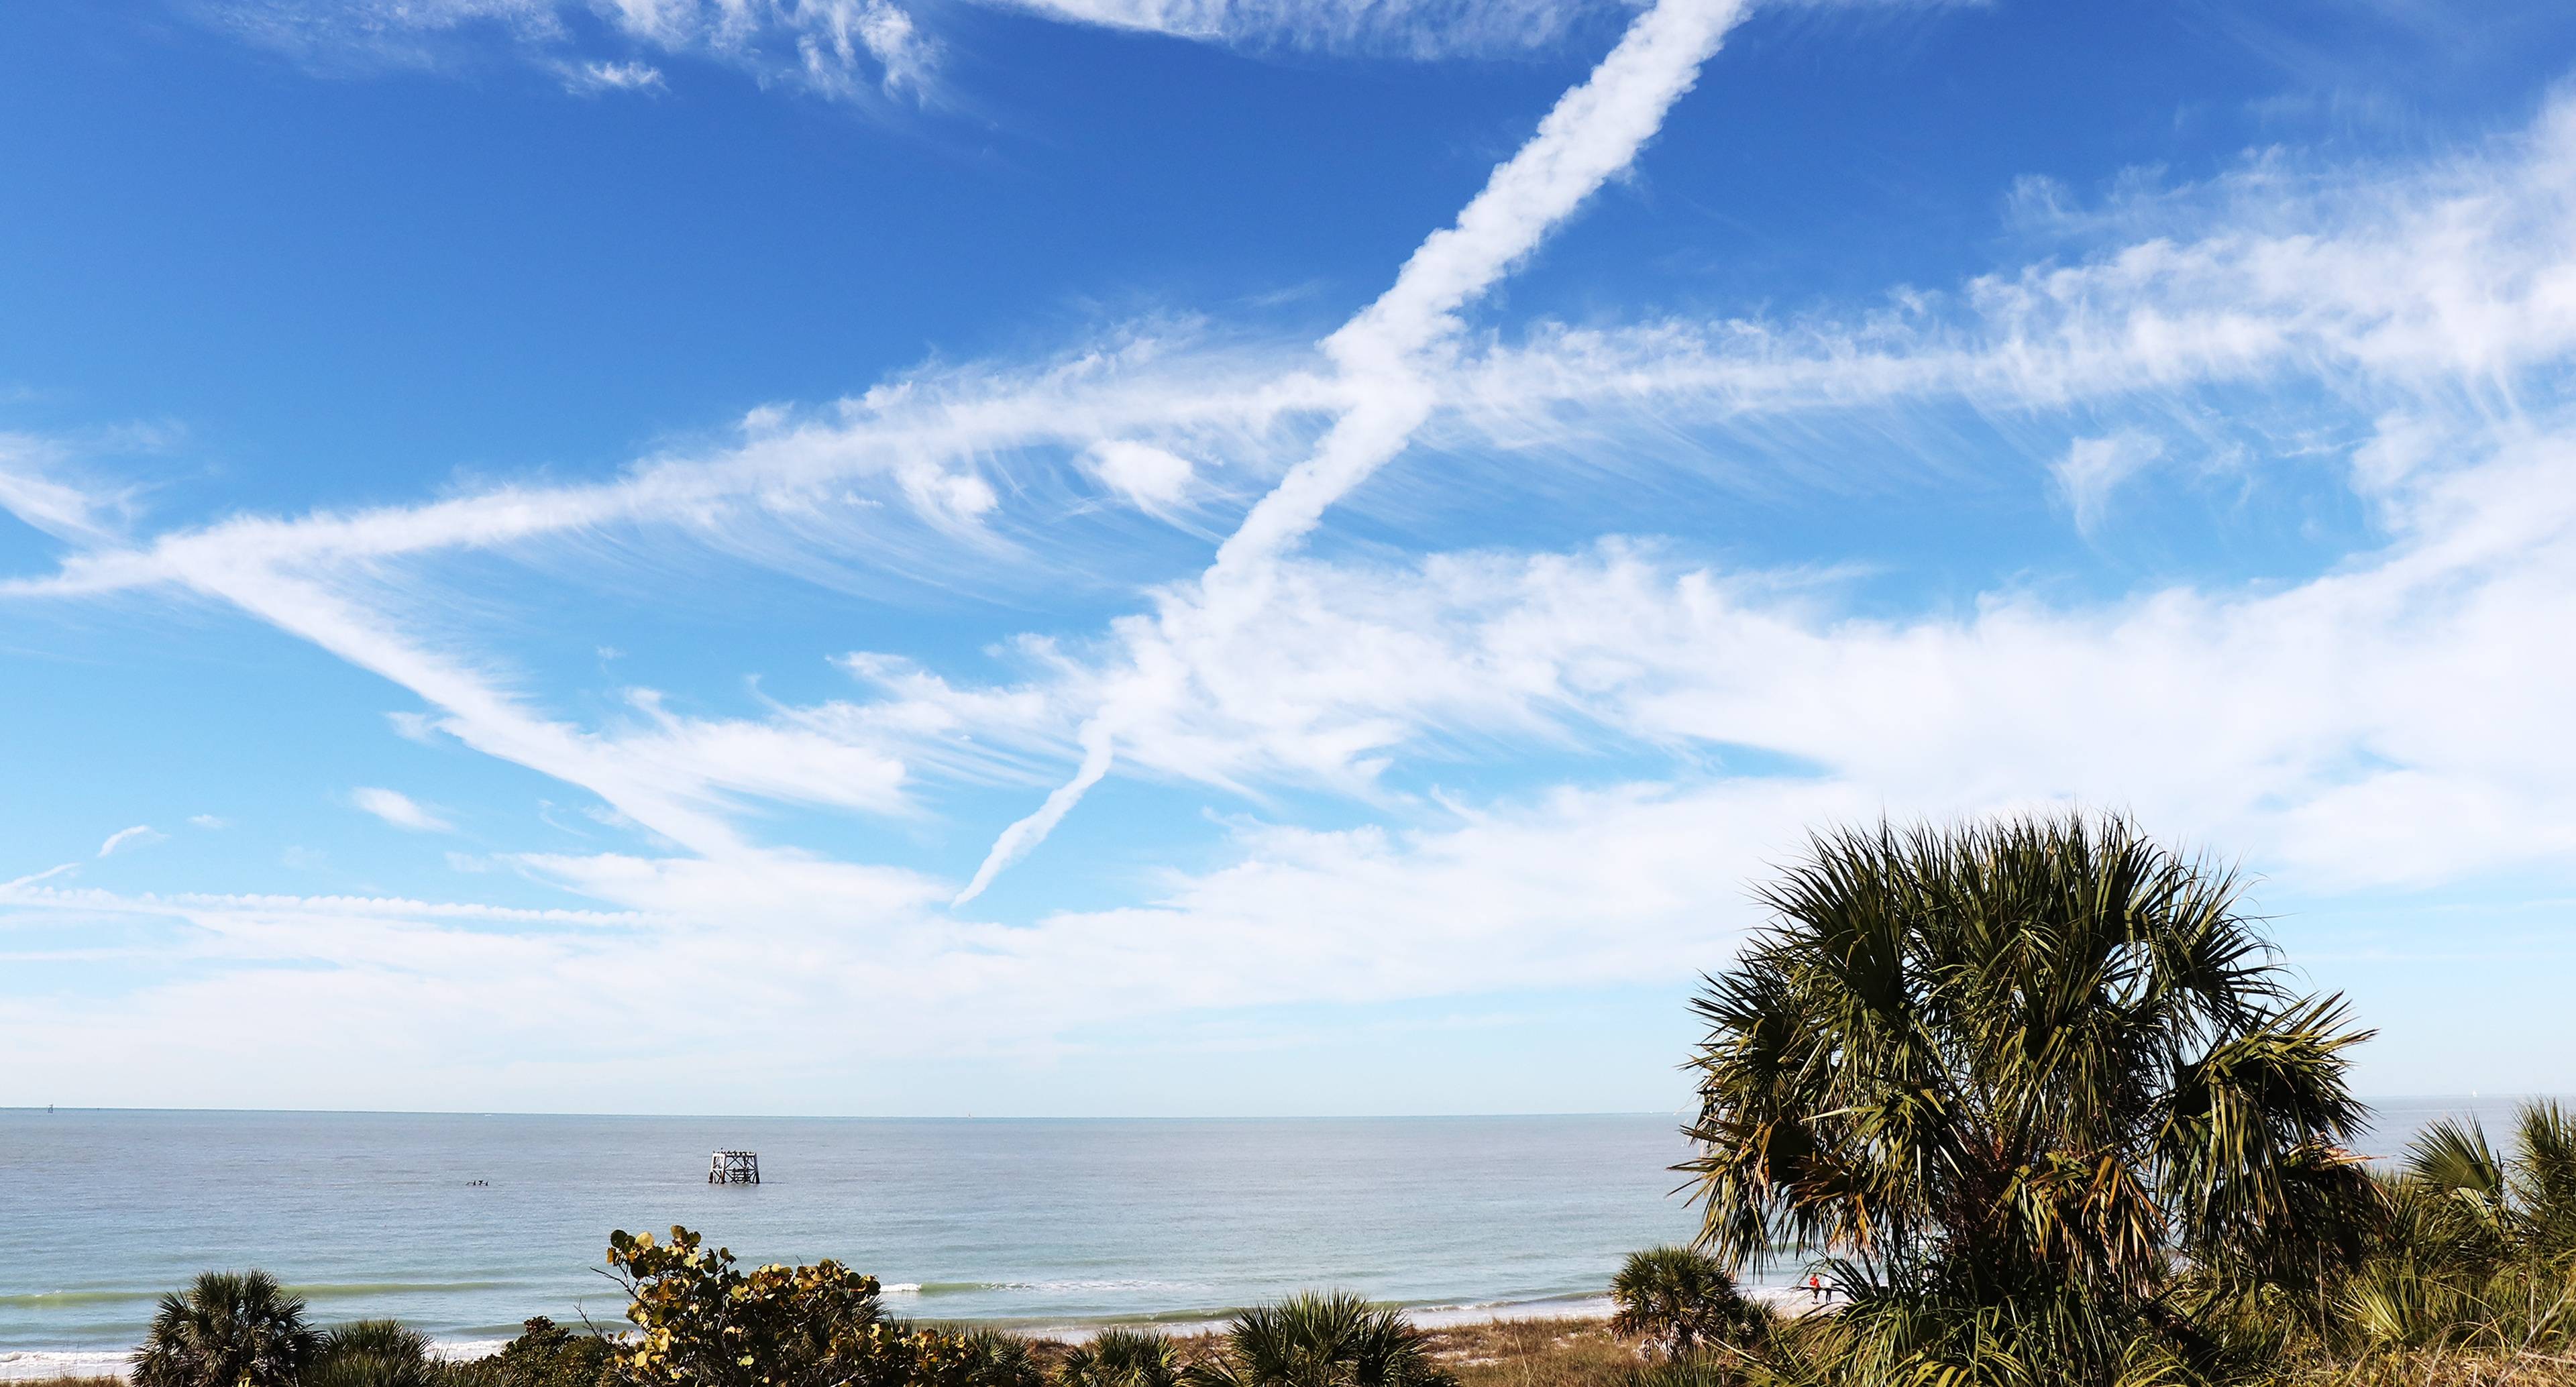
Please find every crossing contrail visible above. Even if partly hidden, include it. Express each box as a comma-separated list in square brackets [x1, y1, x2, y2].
[953, 0, 1752, 905]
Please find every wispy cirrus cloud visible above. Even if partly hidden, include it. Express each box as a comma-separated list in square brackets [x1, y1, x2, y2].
[97, 825, 164, 858]
[350, 787, 454, 833]
[194, 0, 935, 101]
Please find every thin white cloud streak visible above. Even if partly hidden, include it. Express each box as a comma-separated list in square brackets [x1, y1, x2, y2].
[201, 0, 934, 101]
[1, 334, 1325, 600]
[0, 433, 127, 545]
[954, 0, 1753, 901]
[352, 787, 453, 833]
[172, 565, 909, 858]
[558, 57, 667, 93]
[989, 0, 1612, 58]
[96, 825, 163, 858]
[2053, 432, 2163, 537]
[1446, 101, 2576, 441]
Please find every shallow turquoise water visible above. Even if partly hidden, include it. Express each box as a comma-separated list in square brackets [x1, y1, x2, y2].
[0, 1100, 2544, 1370]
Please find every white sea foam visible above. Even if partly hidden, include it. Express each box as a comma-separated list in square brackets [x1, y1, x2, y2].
[0, 1349, 131, 1382]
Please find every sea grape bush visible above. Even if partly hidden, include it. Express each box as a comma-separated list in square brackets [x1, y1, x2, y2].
[465, 1318, 617, 1387]
[605, 1227, 980, 1387]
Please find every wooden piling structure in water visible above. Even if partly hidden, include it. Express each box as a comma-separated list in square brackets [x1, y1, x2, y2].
[707, 1150, 761, 1184]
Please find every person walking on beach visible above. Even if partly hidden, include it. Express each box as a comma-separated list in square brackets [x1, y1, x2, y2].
[1806, 1273, 1823, 1306]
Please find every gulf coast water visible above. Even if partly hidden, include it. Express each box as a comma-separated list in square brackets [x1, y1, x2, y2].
[0, 1101, 2540, 1377]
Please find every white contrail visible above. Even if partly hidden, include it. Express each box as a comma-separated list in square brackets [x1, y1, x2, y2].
[953, 0, 1751, 905]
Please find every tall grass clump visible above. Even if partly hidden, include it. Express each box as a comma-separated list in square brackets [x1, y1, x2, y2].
[1680, 813, 2379, 1386]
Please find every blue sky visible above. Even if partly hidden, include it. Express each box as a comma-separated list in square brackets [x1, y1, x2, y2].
[4, 0, 2575, 1115]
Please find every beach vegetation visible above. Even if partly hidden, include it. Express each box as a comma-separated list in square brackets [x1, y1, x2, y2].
[1186, 1292, 1454, 1387]
[948, 1329, 1048, 1387]
[604, 1226, 981, 1387]
[134, 1270, 320, 1387]
[1678, 813, 2379, 1386]
[307, 1321, 441, 1387]
[470, 1318, 617, 1387]
[2327, 1099, 2576, 1360]
[1059, 1329, 1182, 1387]
[1607, 1248, 1767, 1357]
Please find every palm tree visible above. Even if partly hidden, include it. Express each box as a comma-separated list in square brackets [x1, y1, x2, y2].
[2341, 1100, 2576, 1351]
[1609, 1247, 1768, 1355]
[936, 1329, 1045, 1387]
[1186, 1292, 1453, 1387]
[1678, 814, 2377, 1382]
[1061, 1329, 1182, 1387]
[132, 1270, 317, 1387]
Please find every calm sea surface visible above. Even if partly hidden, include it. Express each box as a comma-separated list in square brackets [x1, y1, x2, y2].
[0, 1101, 2547, 1374]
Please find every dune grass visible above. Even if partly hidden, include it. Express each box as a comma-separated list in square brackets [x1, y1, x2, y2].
[1417, 1319, 1640, 1387]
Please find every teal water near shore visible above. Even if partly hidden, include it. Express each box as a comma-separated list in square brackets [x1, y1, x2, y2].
[0, 1101, 2542, 1373]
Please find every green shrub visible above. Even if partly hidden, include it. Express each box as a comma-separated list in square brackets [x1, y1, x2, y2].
[460, 1317, 614, 1387]
[1061, 1329, 1181, 1387]
[604, 1226, 977, 1387]
[133, 1270, 318, 1387]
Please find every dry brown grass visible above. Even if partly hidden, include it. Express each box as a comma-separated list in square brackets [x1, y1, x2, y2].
[10, 1377, 123, 1387]
[1410, 1316, 2576, 1387]
[2293, 1347, 2576, 1386]
[1421, 1318, 1641, 1387]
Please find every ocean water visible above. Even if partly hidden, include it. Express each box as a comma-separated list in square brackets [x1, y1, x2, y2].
[0, 1111, 1713, 1375]
[0, 1100, 2546, 1377]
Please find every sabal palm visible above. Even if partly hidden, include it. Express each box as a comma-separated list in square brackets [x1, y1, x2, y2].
[1061, 1329, 1181, 1387]
[948, 1329, 1046, 1387]
[1187, 1292, 1452, 1387]
[2403, 1100, 2576, 1270]
[1680, 816, 2375, 1345]
[1609, 1247, 1766, 1355]
[307, 1319, 441, 1387]
[133, 1270, 317, 1387]
[2343, 1099, 2576, 1350]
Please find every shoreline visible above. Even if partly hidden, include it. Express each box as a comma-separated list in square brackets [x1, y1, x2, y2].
[0, 1290, 1822, 1382]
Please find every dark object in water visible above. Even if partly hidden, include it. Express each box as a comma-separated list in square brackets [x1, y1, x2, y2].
[707, 1150, 761, 1184]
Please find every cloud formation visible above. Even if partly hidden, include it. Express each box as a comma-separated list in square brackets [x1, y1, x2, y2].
[351, 787, 454, 833]
[96, 825, 164, 858]
[199, 0, 934, 100]
[7, 17, 2576, 1105]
